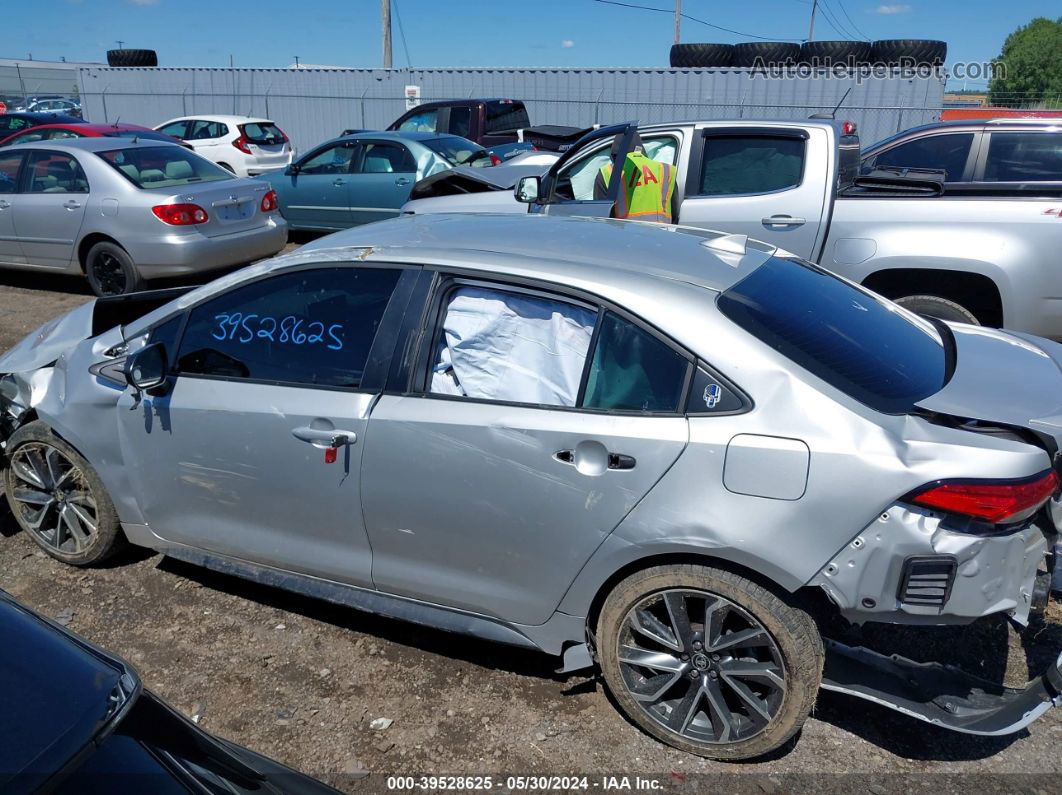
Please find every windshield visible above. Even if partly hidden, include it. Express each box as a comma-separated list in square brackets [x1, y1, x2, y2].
[239, 122, 286, 145]
[97, 146, 231, 188]
[718, 257, 947, 413]
[424, 136, 488, 165]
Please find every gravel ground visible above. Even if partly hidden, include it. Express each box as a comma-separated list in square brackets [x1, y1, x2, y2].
[1, 253, 1061, 794]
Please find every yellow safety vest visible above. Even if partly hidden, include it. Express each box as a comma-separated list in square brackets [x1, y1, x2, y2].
[599, 152, 676, 223]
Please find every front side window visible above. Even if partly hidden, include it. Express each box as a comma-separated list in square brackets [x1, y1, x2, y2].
[558, 134, 678, 202]
[298, 143, 356, 175]
[156, 121, 189, 138]
[984, 132, 1062, 182]
[176, 268, 402, 388]
[430, 287, 597, 407]
[0, 117, 31, 132]
[698, 135, 805, 196]
[0, 152, 23, 194]
[870, 133, 974, 181]
[46, 129, 82, 141]
[357, 142, 416, 174]
[9, 130, 48, 144]
[397, 109, 438, 133]
[25, 151, 89, 193]
[98, 146, 231, 188]
[448, 107, 472, 138]
[718, 257, 947, 413]
[583, 313, 687, 412]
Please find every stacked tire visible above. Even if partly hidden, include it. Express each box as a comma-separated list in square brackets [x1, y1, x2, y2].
[870, 39, 946, 66]
[106, 49, 158, 67]
[801, 40, 872, 68]
[669, 43, 733, 68]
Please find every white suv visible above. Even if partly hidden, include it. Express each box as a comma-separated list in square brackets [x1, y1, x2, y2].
[153, 115, 293, 177]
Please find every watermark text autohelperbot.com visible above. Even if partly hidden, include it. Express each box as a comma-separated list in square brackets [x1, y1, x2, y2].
[747, 59, 1005, 85]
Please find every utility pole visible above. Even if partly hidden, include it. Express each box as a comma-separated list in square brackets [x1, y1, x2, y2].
[381, 0, 392, 69]
[674, 0, 681, 44]
[116, 40, 124, 49]
[807, 0, 817, 41]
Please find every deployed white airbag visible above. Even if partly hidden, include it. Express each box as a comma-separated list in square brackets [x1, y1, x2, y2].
[431, 287, 596, 406]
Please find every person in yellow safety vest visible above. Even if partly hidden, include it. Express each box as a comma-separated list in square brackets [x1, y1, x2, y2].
[593, 133, 676, 223]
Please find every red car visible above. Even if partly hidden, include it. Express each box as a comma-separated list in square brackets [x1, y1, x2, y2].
[0, 122, 191, 148]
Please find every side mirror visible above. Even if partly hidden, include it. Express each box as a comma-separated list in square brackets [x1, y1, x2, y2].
[285, 164, 300, 176]
[125, 343, 168, 393]
[515, 175, 541, 204]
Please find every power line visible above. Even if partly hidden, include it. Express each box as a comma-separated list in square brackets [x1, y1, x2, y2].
[392, 0, 412, 67]
[589, 0, 803, 42]
[815, 0, 859, 40]
[834, 0, 872, 41]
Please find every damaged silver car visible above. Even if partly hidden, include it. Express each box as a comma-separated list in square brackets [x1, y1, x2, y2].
[2, 213, 1061, 760]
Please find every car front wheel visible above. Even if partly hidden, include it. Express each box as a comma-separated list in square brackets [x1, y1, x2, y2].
[3, 421, 125, 566]
[596, 564, 823, 760]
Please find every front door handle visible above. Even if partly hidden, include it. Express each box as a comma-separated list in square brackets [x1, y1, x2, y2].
[332, 179, 347, 187]
[555, 448, 636, 471]
[395, 177, 411, 187]
[291, 426, 357, 446]
[63, 200, 82, 210]
[0, 200, 10, 209]
[761, 215, 805, 227]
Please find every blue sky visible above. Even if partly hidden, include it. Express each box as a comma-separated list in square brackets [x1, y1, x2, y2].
[3, 0, 1059, 86]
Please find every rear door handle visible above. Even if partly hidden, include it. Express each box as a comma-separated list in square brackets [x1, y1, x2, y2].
[291, 426, 358, 446]
[395, 177, 411, 187]
[63, 200, 82, 210]
[555, 449, 636, 471]
[761, 215, 805, 227]
[332, 179, 347, 187]
[0, 200, 9, 209]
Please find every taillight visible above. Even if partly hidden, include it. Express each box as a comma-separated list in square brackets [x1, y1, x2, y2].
[909, 469, 1059, 524]
[842, 120, 857, 136]
[152, 203, 209, 225]
[260, 190, 278, 212]
[489, 153, 502, 166]
[233, 134, 252, 154]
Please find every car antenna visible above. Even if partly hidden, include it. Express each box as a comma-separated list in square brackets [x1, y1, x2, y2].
[809, 87, 852, 120]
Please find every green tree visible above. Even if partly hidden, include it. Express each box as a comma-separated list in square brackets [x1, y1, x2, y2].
[988, 17, 1062, 107]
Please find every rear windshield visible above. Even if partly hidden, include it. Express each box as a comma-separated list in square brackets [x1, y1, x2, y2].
[240, 122, 286, 144]
[97, 146, 231, 189]
[718, 257, 947, 413]
[484, 100, 530, 134]
[424, 136, 487, 165]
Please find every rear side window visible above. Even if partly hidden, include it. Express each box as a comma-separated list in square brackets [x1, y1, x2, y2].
[984, 133, 1062, 182]
[98, 146, 231, 188]
[176, 268, 402, 388]
[356, 142, 416, 174]
[188, 120, 227, 140]
[698, 135, 804, 196]
[718, 258, 947, 413]
[583, 313, 687, 412]
[0, 152, 22, 194]
[871, 133, 973, 181]
[484, 101, 530, 134]
[0, 117, 30, 132]
[448, 106, 472, 138]
[156, 121, 189, 138]
[24, 151, 89, 193]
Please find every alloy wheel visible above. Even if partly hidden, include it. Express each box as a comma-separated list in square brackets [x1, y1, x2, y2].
[616, 589, 786, 744]
[8, 442, 99, 555]
[91, 252, 128, 296]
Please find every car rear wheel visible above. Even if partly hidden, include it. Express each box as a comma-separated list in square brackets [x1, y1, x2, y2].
[894, 294, 979, 325]
[3, 421, 125, 566]
[597, 564, 823, 760]
[85, 241, 143, 297]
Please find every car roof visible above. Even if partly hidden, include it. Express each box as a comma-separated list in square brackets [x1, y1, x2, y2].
[5, 136, 182, 152]
[342, 130, 456, 143]
[161, 114, 272, 124]
[296, 213, 776, 294]
[9, 122, 150, 134]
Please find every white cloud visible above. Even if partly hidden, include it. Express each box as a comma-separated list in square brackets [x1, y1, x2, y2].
[561, 39, 575, 48]
[873, 4, 911, 13]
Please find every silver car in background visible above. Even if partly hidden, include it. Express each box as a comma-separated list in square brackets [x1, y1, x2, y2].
[2, 214, 1061, 760]
[0, 138, 288, 296]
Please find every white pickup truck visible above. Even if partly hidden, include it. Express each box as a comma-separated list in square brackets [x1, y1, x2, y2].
[403, 120, 1062, 336]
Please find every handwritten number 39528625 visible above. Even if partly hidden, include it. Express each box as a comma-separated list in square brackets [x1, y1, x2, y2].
[211, 313, 344, 351]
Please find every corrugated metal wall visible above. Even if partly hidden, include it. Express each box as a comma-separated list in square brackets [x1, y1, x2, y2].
[77, 66, 945, 152]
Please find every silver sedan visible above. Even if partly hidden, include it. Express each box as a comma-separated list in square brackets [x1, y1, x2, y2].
[0, 138, 288, 296]
[1, 214, 1061, 759]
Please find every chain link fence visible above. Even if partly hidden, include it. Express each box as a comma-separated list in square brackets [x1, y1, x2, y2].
[0, 62, 81, 105]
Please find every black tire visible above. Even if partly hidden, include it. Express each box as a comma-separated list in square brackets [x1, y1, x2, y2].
[3, 421, 126, 566]
[732, 42, 801, 68]
[670, 43, 734, 68]
[871, 39, 946, 66]
[107, 49, 158, 67]
[894, 294, 980, 325]
[597, 564, 823, 760]
[800, 40, 872, 67]
[85, 241, 144, 297]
